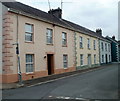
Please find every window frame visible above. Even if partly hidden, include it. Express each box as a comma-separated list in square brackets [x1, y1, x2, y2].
[87, 38, 90, 49]
[101, 42, 104, 51]
[46, 28, 53, 45]
[63, 54, 68, 69]
[62, 32, 67, 47]
[80, 36, 83, 49]
[80, 54, 84, 66]
[105, 43, 107, 51]
[93, 40, 96, 50]
[26, 54, 34, 74]
[94, 54, 96, 64]
[25, 23, 34, 42]
[102, 55, 104, 63]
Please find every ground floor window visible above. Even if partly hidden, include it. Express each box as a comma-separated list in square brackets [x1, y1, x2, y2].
[26, 54, 34, 73]
[63, 55, 68, 68]
[94, 54, 96, 64]
[80, 54, 83, 66]
[102, 55, 104, 63]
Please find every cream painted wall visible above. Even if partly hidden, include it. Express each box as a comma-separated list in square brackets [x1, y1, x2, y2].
[76, 32, 100, 67]
[10, 14, 75, 74]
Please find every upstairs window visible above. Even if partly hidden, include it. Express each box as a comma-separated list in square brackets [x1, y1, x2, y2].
[101, 42, 104, 51]
[25, 24, 33, 42]
[62, 32, 67, 46]
[105, 43, 107, 51]
[46, 28, 53, 44]
[87, 38, 90, 49]
[80, 37, 83, 48]
[93, 40, 96, 50]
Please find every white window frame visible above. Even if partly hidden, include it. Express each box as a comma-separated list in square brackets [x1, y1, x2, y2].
[26, 54, 34, 73]
[46, 28, 53, 44]
[80, 36, 83, 48]
[101, 42, 104, 51]
[105, 43, 107, 51]
[87, 38, 90, 49]
[62, 32, 67, 46]
[102, 55, 104, 63]
[25, 23, 33, 42]
[63, 55, 68, 68]
[80, 54, 84, 66]
[93, 40, 96, 50]
[94, 54, 96, 64]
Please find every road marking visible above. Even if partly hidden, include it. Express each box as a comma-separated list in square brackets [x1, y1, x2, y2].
[49, 95, 52, 98]
[64, 97, 70, 99]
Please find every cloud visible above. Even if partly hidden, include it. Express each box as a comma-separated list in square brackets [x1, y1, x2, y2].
[16, 0, 119, 40]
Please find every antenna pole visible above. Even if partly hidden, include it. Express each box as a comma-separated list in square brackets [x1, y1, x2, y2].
[48, 0, 51, 10]
[61, 0, 63, 10]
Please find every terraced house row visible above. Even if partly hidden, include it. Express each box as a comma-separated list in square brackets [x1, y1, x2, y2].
[0, 2, 115, 83]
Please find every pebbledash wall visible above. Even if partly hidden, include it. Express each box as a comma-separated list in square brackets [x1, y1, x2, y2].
[1, 7, 76, 83]
[76, 32, 100, 70]
[0, 3, 2, 83]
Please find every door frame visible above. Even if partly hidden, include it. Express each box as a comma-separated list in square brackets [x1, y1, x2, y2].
[47, 54, 54, 75]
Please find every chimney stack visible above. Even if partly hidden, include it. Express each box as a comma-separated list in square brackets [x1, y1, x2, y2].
[48, 7, 62, 19]
[96, 29, 102, 36]
[112, 36, 115, 40]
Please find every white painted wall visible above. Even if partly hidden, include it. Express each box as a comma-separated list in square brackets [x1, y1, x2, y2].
[0, 2, 2, 75]
[99, 40, 111, 64]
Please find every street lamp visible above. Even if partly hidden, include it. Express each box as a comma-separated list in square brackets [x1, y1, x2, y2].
[13, 43, 23, 85]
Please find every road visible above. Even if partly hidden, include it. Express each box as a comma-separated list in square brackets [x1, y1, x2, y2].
[2, 63, 119, 100]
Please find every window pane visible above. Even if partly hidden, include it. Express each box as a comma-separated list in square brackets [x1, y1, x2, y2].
[25, 33, 32, 41]
[25, 24, 33, 33]
[26, 54, 33, 62]
[47, 29, 53, 44]
[63, 55, 68, 68]
[26, 64, 33, 72]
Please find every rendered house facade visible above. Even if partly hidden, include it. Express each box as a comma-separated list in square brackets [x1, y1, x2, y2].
[106, 36, 119, 62]
[0, 2, 113, 84]
[96, 29, 111, 64]
[1, 2, 76, 83]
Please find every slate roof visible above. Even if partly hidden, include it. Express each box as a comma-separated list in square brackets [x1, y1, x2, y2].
[2, 2, 109, 41]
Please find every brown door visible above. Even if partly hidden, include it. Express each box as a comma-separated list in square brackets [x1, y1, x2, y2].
[47, 54, 54, 75]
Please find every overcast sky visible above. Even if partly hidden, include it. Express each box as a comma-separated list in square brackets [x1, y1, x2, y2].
[16, 0, 119, 40]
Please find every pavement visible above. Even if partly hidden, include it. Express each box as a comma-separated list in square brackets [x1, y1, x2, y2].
[1, 62, 118, 90]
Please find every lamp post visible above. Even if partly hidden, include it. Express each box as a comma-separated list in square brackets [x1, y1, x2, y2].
[13, 43, 22, 85]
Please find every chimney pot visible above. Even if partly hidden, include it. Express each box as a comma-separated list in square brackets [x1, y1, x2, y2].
[96, 29, 102, 36]
[112, 36, 115, 40]
[48, 8, 62, 19]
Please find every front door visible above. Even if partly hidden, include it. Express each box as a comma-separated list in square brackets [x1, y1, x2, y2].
[88, 54, 91, 67]
[47, 54, 54, 75]
[106, 54, 108, 64]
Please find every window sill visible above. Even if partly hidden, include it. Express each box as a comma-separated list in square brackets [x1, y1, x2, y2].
[64, 68, 68, 69]
[80, 47, 83, 49]
[26, 72, 35, 75]
[46, 43, 53, 46]
[62, 45, 67, 47]
[25, 41, 34, 44]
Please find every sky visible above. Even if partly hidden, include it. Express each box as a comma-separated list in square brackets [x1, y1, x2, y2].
[15, 0, 119, 40]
